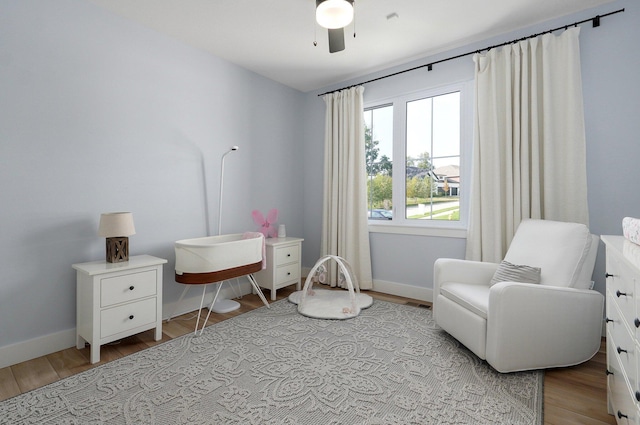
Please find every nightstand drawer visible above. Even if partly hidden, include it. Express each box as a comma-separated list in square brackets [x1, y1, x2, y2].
[253, 237, 303, 301]
[275, 263, 300, 285]
[275, 245, 299, 265]
[101, 270, 157, 308]
[100, 297, 157, 338]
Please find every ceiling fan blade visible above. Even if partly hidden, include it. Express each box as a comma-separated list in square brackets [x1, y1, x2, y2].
[328, 28, 345, 53]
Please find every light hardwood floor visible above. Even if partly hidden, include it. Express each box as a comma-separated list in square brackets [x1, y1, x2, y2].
[0, 285, 615, 425]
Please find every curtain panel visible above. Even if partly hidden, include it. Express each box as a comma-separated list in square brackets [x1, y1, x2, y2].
[321, 86, 373, 289]
[466, 27, 589, 262]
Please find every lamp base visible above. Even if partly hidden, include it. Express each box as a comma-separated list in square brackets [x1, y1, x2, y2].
[106, 237, 129, 263]
[207, 299, 241, 314]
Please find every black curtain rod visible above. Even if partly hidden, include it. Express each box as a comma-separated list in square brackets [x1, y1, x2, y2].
[317, 8, 625, 97]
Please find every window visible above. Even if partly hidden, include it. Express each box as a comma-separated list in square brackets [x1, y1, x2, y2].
[365, 82, 471, 234]
[364, 105, 393, 220]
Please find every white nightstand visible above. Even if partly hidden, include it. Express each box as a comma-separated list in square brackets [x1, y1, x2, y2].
[73, 255, 167, 364]
[254, 237, 304, 300]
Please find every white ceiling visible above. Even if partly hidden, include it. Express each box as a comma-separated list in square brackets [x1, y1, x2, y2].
[86, 0, 616, 92]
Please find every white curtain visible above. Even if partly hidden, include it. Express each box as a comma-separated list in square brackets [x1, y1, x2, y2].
[466, 27, 589, 262]
[321, 86, 373, 289]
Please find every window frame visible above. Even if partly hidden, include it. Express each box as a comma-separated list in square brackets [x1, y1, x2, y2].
[364, 81, 473, 238]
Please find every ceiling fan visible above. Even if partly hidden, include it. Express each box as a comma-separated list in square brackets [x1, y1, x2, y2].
[315, 0, 355, 53]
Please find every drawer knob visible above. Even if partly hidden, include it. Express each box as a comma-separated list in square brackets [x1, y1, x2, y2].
[635, 318, 640, 328]
[617, 346, 628, 354]
[287, 254, 291, 257]
[605, 272, 614, 278]
[606, 369, 614, 376]
[616, 290, 628, 297]
[129, 286, 135, 291]
[605, 317, 614, 323]
[618, 411, 629, 419]
[129, 315, 134, 320]
[287, 272, 291, 276]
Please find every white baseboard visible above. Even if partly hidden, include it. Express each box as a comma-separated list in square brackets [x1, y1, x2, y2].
[372, 279, 433, 303]
[0, 328, 77, 369]
[0, 279, 256, 369]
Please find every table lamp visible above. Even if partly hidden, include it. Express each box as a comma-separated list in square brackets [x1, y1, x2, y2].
[98, 212, 136, 263]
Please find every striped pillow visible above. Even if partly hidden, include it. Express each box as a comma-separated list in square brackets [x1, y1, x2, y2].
[490, 261, 541, 286]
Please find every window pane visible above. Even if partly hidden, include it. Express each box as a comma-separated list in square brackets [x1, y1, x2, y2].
[432, 92, 460, 158]
[406, 92, 460, 221]
[365, 105, 393, 221]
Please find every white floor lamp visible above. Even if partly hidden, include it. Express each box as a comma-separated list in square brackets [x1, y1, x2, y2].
[208, 145, 242, 314]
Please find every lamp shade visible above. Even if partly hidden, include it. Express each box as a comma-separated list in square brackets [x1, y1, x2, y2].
[98, 212, 136, 237]
[316, 0, 353, 29]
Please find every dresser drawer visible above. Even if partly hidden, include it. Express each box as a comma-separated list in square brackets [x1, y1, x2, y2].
[100, 297, 157, 338]
[608, 317, 637, 396]
[608, 294, 628, 343]
[608, 336, 640, 424]
[275, 263, 300, 286]
[275, 245, 300, 265]
[608, 253, 636, 332]
[101, 270, 157, 308]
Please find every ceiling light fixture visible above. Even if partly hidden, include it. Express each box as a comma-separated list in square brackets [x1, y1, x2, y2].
[316, 0, 354, 29]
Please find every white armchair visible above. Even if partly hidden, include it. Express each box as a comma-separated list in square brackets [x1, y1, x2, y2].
[433, 219, 604, 373]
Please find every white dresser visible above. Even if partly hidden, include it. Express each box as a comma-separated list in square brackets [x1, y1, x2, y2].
[73, 255, 167, 364]
[603, 235, 640, 423]
[254, 237, 303, 300]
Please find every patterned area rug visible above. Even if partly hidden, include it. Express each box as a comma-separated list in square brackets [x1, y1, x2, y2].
[1, 299, 543, 424]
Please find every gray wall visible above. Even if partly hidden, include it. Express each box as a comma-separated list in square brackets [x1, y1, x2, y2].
[302, 0, 640, 297]
[0, 0, 304, 350]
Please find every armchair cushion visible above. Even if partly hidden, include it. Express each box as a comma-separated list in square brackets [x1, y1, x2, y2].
[489, 260, 541, 286]
[439, 283, 489, 319]
[503, 219, 592, 288]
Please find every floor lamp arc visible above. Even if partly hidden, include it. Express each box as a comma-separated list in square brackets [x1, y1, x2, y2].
[209, 145, 242, 314]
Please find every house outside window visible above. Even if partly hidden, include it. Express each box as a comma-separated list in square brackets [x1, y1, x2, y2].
[365, 82, 472, 235]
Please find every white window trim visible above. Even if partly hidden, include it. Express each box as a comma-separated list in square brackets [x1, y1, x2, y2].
[365, 80, 474, 238]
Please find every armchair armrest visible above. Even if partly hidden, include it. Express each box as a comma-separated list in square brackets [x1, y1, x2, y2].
[486, 282, 604, 372]
[433, 258, 499, 297]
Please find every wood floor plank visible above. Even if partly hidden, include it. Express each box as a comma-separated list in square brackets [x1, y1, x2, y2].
[163, 316, 197, 339]
[544, 403, 616, 425]
[0, 367, 20, 402]
[47, 347, 95, 379]
[370, 292, 428, 305]
[11, 357, 59, 393]
[544, 376, 612, 423]
[112, 334, 153, 358]
[137, 328, 173, 349]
